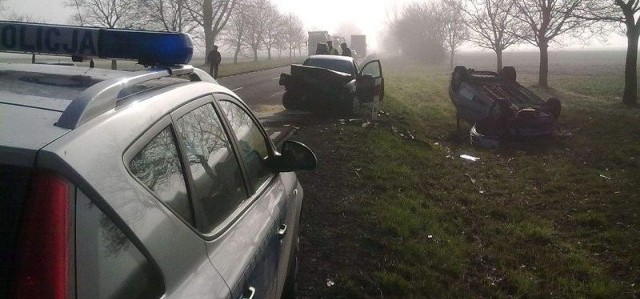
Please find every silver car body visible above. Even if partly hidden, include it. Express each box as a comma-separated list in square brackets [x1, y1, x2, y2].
[1, 62, 304, 298]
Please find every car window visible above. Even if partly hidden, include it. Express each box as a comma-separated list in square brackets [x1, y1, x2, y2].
[76, 191, 164, 299]
[218, 100, 273, 193]
[175, 103, 247, 232]
[361, 61, 381, 78]
[129, 127, 193, 225]
[303, 58, 354, 75]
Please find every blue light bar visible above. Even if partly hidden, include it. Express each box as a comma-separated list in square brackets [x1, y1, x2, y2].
[0, 21, 193, 65]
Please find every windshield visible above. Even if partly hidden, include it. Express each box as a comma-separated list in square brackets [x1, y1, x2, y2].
[303, 58, 355, 75]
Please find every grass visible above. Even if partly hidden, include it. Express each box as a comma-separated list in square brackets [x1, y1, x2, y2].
[295, 54, 640, 298]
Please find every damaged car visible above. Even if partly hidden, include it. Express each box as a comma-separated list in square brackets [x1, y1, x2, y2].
[449, 66, 561, 146]
[279, 55, 384, 115]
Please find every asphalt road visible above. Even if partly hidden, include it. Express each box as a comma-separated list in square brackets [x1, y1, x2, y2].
[217, 66, 289, 118]
[217, 65, 309, 145]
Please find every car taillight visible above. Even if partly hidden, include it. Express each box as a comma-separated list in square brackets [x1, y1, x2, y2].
[15, 172, 70, 299]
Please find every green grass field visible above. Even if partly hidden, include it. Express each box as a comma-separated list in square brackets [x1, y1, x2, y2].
[296, 52, 640, 298]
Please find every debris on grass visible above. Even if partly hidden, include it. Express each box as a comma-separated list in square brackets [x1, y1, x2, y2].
[465, 174, 477, 184]
[460, 154, 480, 162]
[326, 279, 335, 287]
[599, 174, 611, 180]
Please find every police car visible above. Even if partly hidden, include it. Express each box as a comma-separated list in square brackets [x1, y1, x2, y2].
[0, 21, 316, 299]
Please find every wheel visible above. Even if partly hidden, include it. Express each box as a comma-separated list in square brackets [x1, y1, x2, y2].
[282, 92, 300, 110]
[546, 97, 561, 119]
[339, 92, 359, 116]
[451, 66, 468, 92]
[348, 95, 360, 116]
[281, 237, 298, 299]
[500, 66, 517, 81]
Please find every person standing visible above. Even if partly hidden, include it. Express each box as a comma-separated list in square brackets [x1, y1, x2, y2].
[207, 45, 222, 79]
[340, 42, 352, 57]
[327, 41, 339, 55]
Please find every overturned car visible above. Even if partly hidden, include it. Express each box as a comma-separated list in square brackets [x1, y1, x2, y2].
[279, 55, 384, 115]
[449, 66, 561, 146]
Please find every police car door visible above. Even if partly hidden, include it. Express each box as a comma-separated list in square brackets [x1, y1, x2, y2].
[170, 96, 277, 299]
[215, 94, 300, 298]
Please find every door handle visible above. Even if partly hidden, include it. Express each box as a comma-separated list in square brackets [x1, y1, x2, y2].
[240, 286, 255, 299]
[277, 224, 287, 238]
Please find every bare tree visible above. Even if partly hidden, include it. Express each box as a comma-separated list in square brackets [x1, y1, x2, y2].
[281, 13, 306, 58]
[514, 0, 588, 88]
[579, 1, 639, 105]
[65, 0, 147, 69]
[391, 2, 447, 63]
[442, 0, 469, 69]
[242, 0, 271, 62]
[457, 0, 520, 71]
[261, 3, 283, 60]
[186, 0, 241, 58]
[138, 0, 198, 33]
[2, 12, 48, 23]
[222, 6, 249, 64]
[65, 0, 146, 28]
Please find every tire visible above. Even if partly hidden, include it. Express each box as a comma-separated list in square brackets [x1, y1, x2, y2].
[348, 95, 360, 116]
[281, 237, 298, 299]
[546, 97, 561, 119]
[451, 66, 468, 92]
[500, 66, 517, 82]
[282, 92, 300, 110]
[339, 92, 359, 116]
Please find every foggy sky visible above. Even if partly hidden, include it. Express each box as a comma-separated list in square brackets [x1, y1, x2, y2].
[3, 0, 628, 51]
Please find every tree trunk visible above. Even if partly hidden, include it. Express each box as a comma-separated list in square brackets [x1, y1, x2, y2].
[495, 48, 503, 72]
[623, 29, 638, 106]
[111, 59, 117, 70]
[203, 0, 214, 57]
[538, 41, 549, 88]
[449, 48, 455, 70]
[253, 48, 258, 62]
[267, 47, 272, 60]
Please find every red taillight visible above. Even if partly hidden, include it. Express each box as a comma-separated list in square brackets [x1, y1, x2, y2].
[15, 172, 69, 299]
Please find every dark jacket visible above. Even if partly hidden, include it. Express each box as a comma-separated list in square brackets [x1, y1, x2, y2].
[207, 50, 222, 65]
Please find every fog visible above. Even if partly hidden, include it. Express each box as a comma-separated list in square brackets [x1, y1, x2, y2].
[2, 0, 627, 54]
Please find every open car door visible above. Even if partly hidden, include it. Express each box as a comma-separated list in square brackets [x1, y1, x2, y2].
[356, 60, 384, 103]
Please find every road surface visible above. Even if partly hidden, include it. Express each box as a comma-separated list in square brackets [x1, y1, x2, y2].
[217, 66, 309, 144]
[217, 66, 288, 118]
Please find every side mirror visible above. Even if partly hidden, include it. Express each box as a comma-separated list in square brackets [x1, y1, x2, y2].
[268, 140, 317, 172]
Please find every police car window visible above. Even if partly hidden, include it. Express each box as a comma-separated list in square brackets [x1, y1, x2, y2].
[218, 100, 273, 193]
[129, 127, 193, 225]
[175, 103, 247, 232]
[76, 191, 164, 299]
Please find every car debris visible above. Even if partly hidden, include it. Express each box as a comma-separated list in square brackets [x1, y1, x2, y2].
[449, 66, 562, 147]
[460, 154, 480, 162]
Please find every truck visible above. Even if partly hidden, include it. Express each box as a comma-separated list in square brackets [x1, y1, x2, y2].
[308, 31, 330, 56]
[350, 35, 367, 58]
